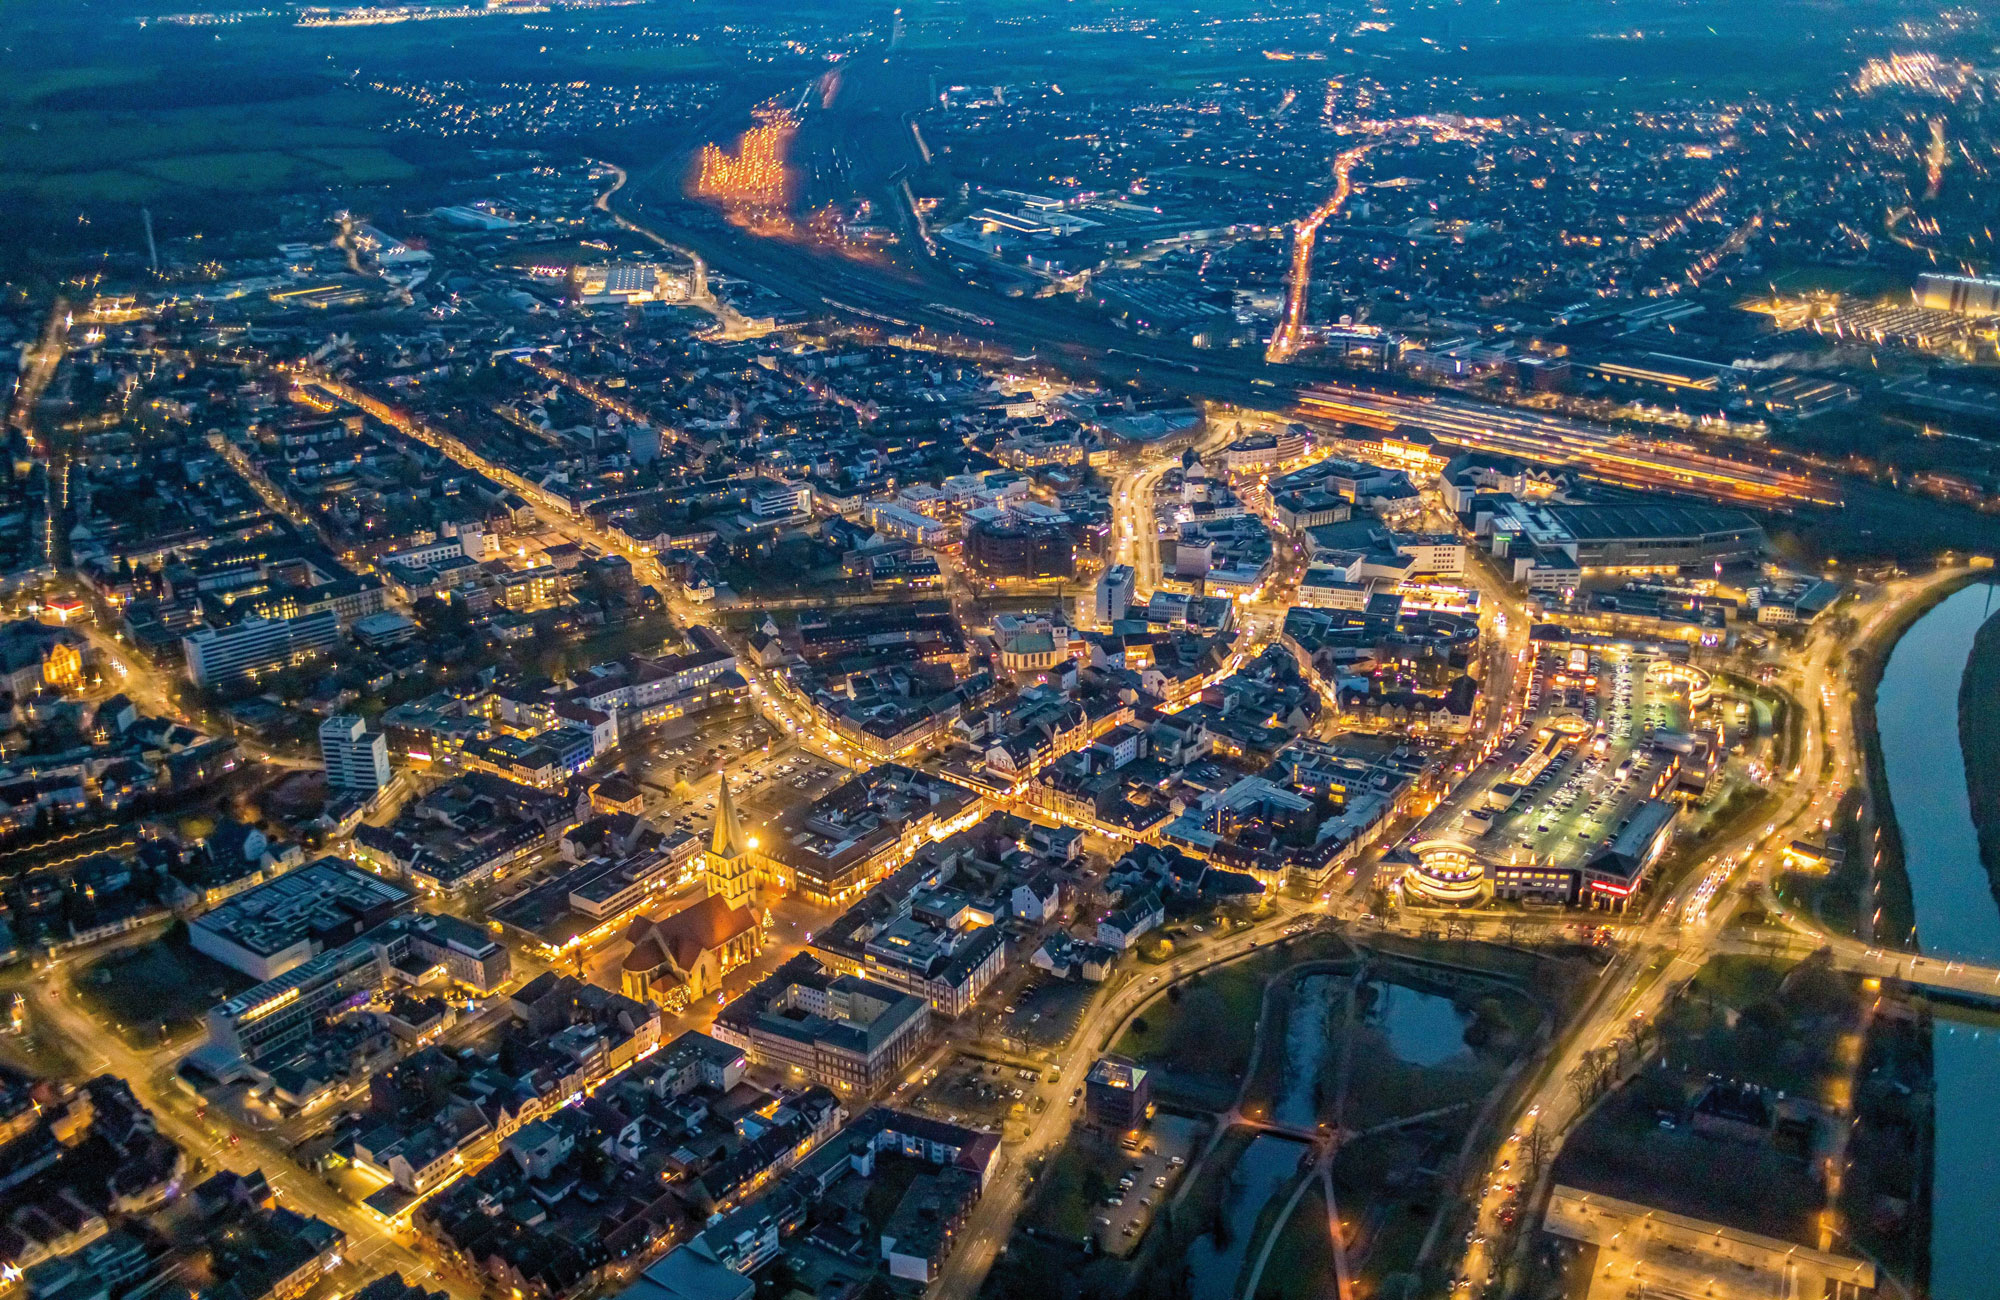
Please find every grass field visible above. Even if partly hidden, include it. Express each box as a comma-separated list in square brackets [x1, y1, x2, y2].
[74, 925, 251, 1048]
[0, 3, 736, 227]
[1025, 1127, 1124, 1239]
[1764, 264, 1913, 298]
[1251, 1185, 1336, 1300]
[0, 86, 410, 208]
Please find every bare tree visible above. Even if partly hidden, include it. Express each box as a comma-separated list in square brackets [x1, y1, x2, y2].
[1521, 1126, 1553, 1178]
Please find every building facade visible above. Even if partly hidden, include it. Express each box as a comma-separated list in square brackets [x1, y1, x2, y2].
[320, 714, 391, 793]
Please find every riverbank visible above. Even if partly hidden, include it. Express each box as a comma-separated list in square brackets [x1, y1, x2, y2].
[1848, 572, 1983, 950]
[1957, 608, 2000, 916]
[1848, 574, 2000, 1300]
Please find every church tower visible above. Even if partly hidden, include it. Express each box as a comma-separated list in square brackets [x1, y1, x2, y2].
[704, 771, 756, 907]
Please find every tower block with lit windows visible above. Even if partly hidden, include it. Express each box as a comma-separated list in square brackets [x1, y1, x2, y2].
[705, 773, 758, 908]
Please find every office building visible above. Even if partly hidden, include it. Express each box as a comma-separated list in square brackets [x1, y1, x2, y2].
[207, 937, 396, 1064]
[205, 911, 510, 1065]
[1085, 1055, 1152, 1130]
[183, 611, 340, 688]
[712, 953, 930, 1094]
[320, 715, 391, 793]
[1094, 564, 1135, 625]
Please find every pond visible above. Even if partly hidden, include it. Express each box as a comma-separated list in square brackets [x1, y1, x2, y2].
[1372, 980, 1473, 1068]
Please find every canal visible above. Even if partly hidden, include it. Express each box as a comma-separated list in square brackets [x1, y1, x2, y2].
[1874, 579, 2000, 1298]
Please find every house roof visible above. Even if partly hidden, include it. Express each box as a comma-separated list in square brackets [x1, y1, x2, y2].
[622, 894, 760, 977]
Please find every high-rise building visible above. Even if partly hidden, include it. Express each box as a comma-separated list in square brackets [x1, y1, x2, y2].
[320, 714, 391, 793]
[1095, 564, 1135, 625]
[182, 612, 340, 688]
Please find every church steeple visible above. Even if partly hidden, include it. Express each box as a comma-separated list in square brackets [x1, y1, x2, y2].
[712, 770, 747, 860]
[705, 770, 756, 907]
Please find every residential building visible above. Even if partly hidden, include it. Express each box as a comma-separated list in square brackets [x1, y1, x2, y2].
[320, 715, 391, 793]
[183, 612, 341, 688]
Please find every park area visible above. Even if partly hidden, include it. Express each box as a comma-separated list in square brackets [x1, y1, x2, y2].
[1551, 952, 1890, 1251]
[991, 933, 1563, 1300]
[1111, 930, 1351, 1110]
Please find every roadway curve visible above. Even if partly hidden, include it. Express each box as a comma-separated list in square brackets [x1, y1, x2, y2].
[1452, 566, 1970, 1296]
[16, 946, 471, 1298]
[930, 908, 1320, 1300]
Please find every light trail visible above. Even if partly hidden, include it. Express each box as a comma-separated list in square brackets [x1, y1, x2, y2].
[1295, 385, 1839, 506]
[1268, 145, 1371, 361]
[1268, 115, 1502, 361]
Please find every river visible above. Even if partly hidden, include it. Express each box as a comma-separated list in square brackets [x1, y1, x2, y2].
[1273, 974, 1337, 1130]
[1185, 1134, 1312, 1300]
[1874, 580, 2000, 1298]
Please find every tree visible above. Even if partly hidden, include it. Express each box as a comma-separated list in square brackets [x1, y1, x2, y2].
[1521, 1126, 1552, 1179]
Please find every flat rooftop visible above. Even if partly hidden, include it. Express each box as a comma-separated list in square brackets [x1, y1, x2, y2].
[1544, 1185, 1874, 1300]
[192, 859, 410, 958]
[1545, 503, 1760, 543]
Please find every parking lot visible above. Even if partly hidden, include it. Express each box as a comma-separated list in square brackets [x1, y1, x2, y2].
[1497, 646, 1685, 868]
[630, 720, 849, 841]
[903, 1052, 1048, 1130]
[990, 977, 1093, 1051]
[1092, 1113, 1204, 1256]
